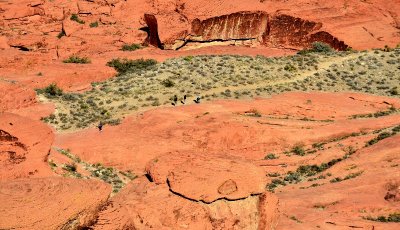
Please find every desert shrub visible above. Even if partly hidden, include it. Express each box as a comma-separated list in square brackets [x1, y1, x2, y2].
[106, 58, 157, 75]
[383, 45, 393, 52]
[37, 83, 63, 97]
[389, 87, 398, 95]
[284, 64, 297, 72]
[351, 107, 397, 119]
[298, 42, 333, 54]
[89, 21, 99, 28]
[267, 179, 286, 191]
[364, 213, 400, 222]
[63, 56, 91, 64]
[161, 78, 175, 87]
[70, 14, 85, 24]
[63, 163, 77, 172]
[311, 42, 333, 53]
[105, 118, 121, 126]
[62, 93, 79, 101]
[183, 56, 193, 62]
[292, 144, 306, 156]
[330, 171, 363, 183]
[366, 131, 394, 146]
[264, 153, 278, 160]
[121, 43, 141, 51]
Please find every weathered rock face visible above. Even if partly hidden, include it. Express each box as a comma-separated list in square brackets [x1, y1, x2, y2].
[95, 152, 279, 229]
[94, 177, 280, 230]
[145, 11, 349, 50]
[0, 177, 111, 230]
[146, 153, 266, 203]
[0, 81, 37, 113]
[191, 11, 269, 42]
[264, 14, 348, 50]
[0, 113, 54, 180]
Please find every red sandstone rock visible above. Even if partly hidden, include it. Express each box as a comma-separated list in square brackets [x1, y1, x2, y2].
[146, 152, 265, 203]
[94, 177, 279, 229]
[0, 0, 397, 101]
[0, 113, 54, 180]
[57, 92, 400, 174]
[276, 135, 400, 229]
[0, 81, 37, 113]
[167, 156, 265, 203]
[0, 177, 111, 230]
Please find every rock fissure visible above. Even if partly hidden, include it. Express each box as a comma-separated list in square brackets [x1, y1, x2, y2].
[166, 178, 261, 204]
[175, 37, 258, 50]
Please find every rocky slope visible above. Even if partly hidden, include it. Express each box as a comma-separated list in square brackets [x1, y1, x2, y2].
[53, 91, 399, 229]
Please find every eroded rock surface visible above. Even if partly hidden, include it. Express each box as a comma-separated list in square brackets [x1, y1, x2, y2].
[56, 92, 400, 229]
[147, 154, 265, 203]
[154, 11, 349, 50]
[0, 113, 54, 180]
[94, 177, 279, 230]
[0, 0, 398, 101]
[0, 177, 111, 230]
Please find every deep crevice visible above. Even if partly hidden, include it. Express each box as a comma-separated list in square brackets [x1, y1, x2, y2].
[166, 178, 261, 204]
[10, 45, 30, 51]
[145, 173, 153, 182]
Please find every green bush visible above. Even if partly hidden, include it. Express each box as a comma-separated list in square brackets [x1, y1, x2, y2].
[292, 145, 306, 156]
[183, 56, 193, 62]
[89, 21, 99, 28]
[70, 14, 85, 24]
[366, 131, 393, 146]
[284, 64, 297, 72]
[365, 213, 400, 222]
[106, 58, 157, 75]
[264, 153, 278, 160]
[298, 42, 333, 54]
[63, 56, 91, 64]
[161, 78, 175, 87]
[63, 163, 77, 172]
[37, 83, 63, 97]
[311, 42, 333, 52]
[121, 43, 141, 51]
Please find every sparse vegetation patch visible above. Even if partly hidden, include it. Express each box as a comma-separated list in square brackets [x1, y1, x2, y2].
[36, 83, 63, 97]
[70, 14, 85, 24]
[363, 213, 400, 222]
[106, 58, 157, 75]
[38, 48, 400, 131]
[52, 148, 137, 194]
[121, 43, 142, 51]
[63, 56, 91, 64]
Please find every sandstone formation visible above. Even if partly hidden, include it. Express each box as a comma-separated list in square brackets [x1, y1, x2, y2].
[150, 11, 349, 50]
[0, 0, 398, 103]
[1, 90, 400, 229]
[0, 112, 54, 180]
[0, 177, 111, 230]
[145, 153, 266, 203]
[53, 92, 400, 229]
[277, 135, 400, 229]
[94, 177, 279, 229]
